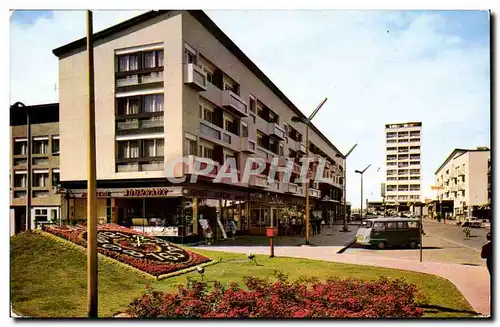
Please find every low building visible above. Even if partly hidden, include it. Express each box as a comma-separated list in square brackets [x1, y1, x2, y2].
[435, 147, 490, 218]
[10, 103, 61, 235]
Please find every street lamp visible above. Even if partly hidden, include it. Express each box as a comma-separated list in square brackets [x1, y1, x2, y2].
[11, 102, 31, 230]
[336, 144, 357, 232]
[355, 164, 371, 220]
[291, 98, 328, 245]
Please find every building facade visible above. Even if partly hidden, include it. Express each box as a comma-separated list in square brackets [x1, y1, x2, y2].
[384, 122, 422, 213]
[52, 10, 346, 241]
[10, 103, 61, 235]
[435, 147, 490, 217]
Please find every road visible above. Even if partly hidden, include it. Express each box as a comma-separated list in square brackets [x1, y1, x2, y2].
[423, 218, 488, 251]
[342, 218, 488, 266]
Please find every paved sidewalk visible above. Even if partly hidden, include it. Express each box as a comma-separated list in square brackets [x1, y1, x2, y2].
[198, 245, 491, 315]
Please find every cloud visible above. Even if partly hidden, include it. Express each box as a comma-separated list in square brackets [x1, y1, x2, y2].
[10, 10, 490, 208]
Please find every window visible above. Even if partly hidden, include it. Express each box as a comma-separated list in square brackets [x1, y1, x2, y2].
[52, 169, 60, 187]
[185, 138, 197, 156]
[257, 134, 264, 147]
[203, 147, 214, 160]
[14, 139, 27, 155]
[143, 50, 163, 69]
[386, 222, 397, 229]
[14, 172, 27, 188]
[33, 138, 49, 155]
[185, 48, 196, 64]
[118, 140, 140, 159]
[408, 221, 418, 229]
[241, 122, 248, 137]
[279, 144, 284, 156]
[373, 222, 385, 231]
[52, 136, 60, 154]
[118, 53, 139, 72]
[397, 222, 408, 229]
[143, 94, 164, 113]
[200, 105, 214, 124]
[224, 119, 237, 135]
[117, 97, 140, 115]
[33, 172, 49, 187]
[204, 68, 214, 84]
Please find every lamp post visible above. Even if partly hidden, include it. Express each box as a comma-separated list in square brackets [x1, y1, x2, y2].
[11, 102, 30, 230]
[336, 144, 357, 232]
[86, 10, 98, 318]
[291, 98, 328, 245]
[355, 164, 371, 220]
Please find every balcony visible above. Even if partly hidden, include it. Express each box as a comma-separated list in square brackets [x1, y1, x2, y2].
[249, 174, 269, 188]
[116, 117, 164, 133]
[457, 167, 465, 176]
[221, 90, 248, 117]
[269, 123, 285, 140]
[185, 155, 219, 178]
[267, 179, 281, 193]
[294, 141, 307, 154]
[309, 188, 321, 198]
[184, 63, 207, 91]
[241, 137, 256, 153]
[285, 183, 298, 194]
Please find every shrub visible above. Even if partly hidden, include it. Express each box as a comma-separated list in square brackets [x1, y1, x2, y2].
[126, 272, 424, 318]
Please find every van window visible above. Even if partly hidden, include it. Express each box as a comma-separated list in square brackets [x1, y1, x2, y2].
[361, 221, 373, 228]
[373, 222, 385, 231]
[408, 221, 418, 229]
[386, 222, 397, 229]
[397, 222, 408, 229]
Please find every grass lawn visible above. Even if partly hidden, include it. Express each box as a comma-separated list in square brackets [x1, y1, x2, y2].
[11, 231, 476, 318]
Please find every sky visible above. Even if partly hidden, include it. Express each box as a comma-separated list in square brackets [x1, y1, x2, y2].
[10, 10, 490, 208]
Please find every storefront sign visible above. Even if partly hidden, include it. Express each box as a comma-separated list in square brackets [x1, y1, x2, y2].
[124, 188, 169, 197]
[71, 187, 182, 198]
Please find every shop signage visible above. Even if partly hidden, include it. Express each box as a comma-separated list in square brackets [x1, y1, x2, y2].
[72, 187, 181, 198]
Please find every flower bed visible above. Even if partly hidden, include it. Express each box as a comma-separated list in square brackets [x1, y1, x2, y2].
[126, 272, 425, 318]
[42, 224, 212, 278]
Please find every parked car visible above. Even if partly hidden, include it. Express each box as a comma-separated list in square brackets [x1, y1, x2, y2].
[462, 217, 482, 228]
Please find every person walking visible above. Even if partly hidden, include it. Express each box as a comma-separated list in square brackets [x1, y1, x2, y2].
[481, 232, 492, 275]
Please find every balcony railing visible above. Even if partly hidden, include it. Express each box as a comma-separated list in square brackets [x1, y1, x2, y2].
[269, 123, 285, 140]
[184, 63, 207, 91]
[117, 118, 164, 131]
[241, 137, 256, 153]
[249, 174, 269, 188]
[221, 90, 248, 116]
[200, 122, 221, 140]
[310, 188, 321, 198]
[294, 141, 307, 154]
[117, 120, 140, 130]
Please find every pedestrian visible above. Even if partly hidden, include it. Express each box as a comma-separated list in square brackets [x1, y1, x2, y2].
[229, 219, 237, 240]
[481, 232, 492, 275]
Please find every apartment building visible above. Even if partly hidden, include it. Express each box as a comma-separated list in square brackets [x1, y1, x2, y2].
[435, 147, 490, 217]
[52, 10, 345, 240]
[384, 122, 422, 212]
[9, 103, 61, 235]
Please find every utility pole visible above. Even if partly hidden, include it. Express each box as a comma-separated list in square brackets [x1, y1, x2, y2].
[86, 10, 98, 318]
[26, 108, 32, 230]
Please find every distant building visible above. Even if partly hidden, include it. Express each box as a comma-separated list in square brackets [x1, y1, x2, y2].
[435, 147, 490, 217]
[10, 103, 61, 235]
[384, 122, 422, 213]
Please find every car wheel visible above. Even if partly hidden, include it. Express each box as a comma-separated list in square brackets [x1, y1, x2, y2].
[409, 241, 418, 249]
[377, 241, 386, 249]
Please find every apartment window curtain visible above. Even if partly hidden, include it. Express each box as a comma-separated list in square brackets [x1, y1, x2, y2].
[129, 141, 140, 158]
[157, 50, 164, 67]
[126, 98, 139, 115]
[144, 95, 164, 113]
[156, 139, 164, 157]
[144, 51, 156, 69]
[119, 54, 139, 71]
[143, 140, 155, 157]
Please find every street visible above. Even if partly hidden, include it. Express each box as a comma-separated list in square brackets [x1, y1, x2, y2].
[343, 218, 488, 266]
